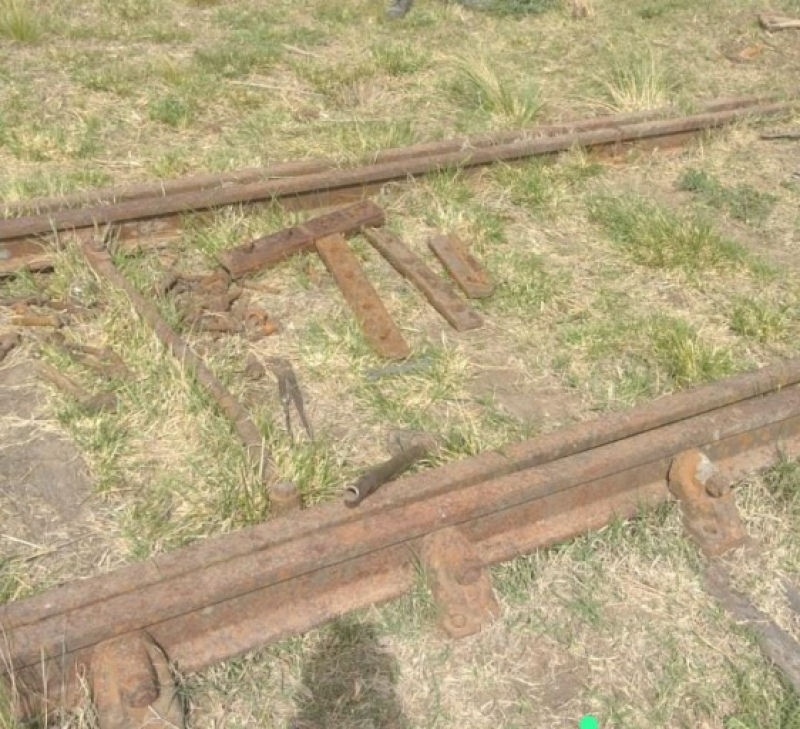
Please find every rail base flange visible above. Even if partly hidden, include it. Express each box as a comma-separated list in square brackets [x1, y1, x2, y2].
[421, 527, 500, 638]
[668, 449, 748, 556]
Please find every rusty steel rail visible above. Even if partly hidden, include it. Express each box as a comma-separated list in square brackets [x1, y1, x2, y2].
[0, 101, 794, 249]
[4, 358, 800, 719]
[2, 91, 787, 221]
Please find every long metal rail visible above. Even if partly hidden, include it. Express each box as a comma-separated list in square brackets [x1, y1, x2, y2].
[1, 91, 786, 221]
[4, 358, 800, 719]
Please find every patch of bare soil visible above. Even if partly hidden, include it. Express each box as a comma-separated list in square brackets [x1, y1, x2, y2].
[471, 368, 583, 427]
[0, 361, 111, 595]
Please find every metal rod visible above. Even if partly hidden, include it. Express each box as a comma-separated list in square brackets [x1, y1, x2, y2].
[344, 443, 429, 507]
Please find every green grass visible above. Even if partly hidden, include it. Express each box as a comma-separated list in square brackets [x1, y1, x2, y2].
[729, 297, 796, 344]
[448, 54, 544, 126]
[587, 193, 750, 274]
[592, 47, 679, 112]
[0, 0, 41, 42]
[561, 310, 740, 403]
[677, 168, 778, 225]
[148, 95, 196, 127]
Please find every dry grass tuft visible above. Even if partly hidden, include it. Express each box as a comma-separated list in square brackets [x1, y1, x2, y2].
[0, 0, 40, 42]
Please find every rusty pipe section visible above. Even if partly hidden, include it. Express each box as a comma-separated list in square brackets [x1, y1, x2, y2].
[344, 442, 430, 507]
[5, 374, 800, 719]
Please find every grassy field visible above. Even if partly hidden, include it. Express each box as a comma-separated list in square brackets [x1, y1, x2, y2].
[2, 0, 800, 726]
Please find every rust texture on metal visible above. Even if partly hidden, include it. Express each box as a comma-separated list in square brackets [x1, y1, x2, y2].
[10, 313, 63, 328]
[79, 240, 294, 508]
[316, 233, 410, 360]
[2, 218, 184, 276]
[92, 632, 185, 729]
[344, 441, 430, 507]
[668, 450, 748, 557]
[2, 159, 330, 219]
[5, 357, 800, 634]
[1, 102, 793, 245]
[1, 91, 790, 223]
[5, 371, 800, 719]
[421, 527, 500, 638]
[217, 200, 386, 278]
[759, 12, 800, 31]
[363, 228, 483, 332]
[427, 233, 494, 299]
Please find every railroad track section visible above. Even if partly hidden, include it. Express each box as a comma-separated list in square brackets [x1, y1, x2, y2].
[2, 357, 800, 726]
[2, 91, 800, 728]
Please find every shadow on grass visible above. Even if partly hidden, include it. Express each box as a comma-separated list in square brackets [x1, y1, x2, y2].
[290, 618, 409, 729]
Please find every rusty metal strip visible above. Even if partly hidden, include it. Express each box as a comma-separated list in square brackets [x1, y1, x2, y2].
[1, 102, 794, 244]
[4, 91, 787, 221]
[427, 234, 494, 299]
[6, 356, 800, 637]
[316, 234, 410, 360]
[8, 384, 800, 719]
[218, 200, 386, 279]
[363, 229, 482, 331]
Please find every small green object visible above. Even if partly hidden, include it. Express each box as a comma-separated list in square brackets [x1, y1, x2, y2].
[580, 717, 599, 729]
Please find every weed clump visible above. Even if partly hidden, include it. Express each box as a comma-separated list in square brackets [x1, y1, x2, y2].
[587, 193, 748, 274]
[677, 168, 777, 225]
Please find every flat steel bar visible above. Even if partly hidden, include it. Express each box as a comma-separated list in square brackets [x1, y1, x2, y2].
[5, 356, 800, 640]
[427, 233, 494, 298]
[218, 200, 386, 278]
[5, 385, 800, 674]
[363, 229, 483, 331]
[9, 388, 800, 719]
[0, 103, 792, 243]
[4, 91, 785, 221]
[315, 234, 410, 360]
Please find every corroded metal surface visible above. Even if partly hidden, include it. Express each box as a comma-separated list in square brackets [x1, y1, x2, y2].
[421, 527, 499, 638]
[92, 632, 184, 729]
[1, 91, 790, 223]
[427, 234, 494, 299]
[363, 228, 483, 332]
[668, 450, 748, 556]
[316, 233, 410, 360]
[5, 376, 800, 720]
[344, 442, 430, 507]
[1, 102, 794, 245]
[81, 240, 290, 508]
[218, 201, 386, 279]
